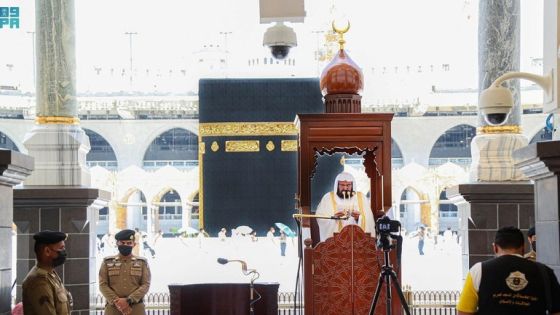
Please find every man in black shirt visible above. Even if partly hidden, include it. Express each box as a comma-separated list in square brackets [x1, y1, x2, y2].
[457, 226, 560, 315]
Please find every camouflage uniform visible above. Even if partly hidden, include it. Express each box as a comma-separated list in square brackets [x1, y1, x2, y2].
[22, 265, 72, 315]
[99, 254, 151, 315]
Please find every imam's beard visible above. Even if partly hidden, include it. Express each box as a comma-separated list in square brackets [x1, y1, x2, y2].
[337, 188, 354, 199]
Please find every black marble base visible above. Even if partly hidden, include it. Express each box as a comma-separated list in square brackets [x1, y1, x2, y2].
[13, 186, 109, 312]
[447, 183, 534, 277]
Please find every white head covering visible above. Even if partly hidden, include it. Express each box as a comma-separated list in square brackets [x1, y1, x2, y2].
[333, 171, 356, 192]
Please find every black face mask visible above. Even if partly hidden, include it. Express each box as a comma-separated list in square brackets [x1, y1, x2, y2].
[118, 245, 133, 256]
[52, 249, 67, 267]
[531, 241, 537, 252]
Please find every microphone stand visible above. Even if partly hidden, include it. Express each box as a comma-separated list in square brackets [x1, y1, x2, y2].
[248, 269, 260, 315]
[217, 259, 261, 315]
[293, 215, 303, 314]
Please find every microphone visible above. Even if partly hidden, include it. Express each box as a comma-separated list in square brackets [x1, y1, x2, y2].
[217, 258, 250, 275]
[218, 258, 261, 314]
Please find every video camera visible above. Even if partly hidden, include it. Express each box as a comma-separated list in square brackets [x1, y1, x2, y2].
[375, 216, 401, 251]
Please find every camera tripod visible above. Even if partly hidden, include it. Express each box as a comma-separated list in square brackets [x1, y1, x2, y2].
[368, 247, 411, 315]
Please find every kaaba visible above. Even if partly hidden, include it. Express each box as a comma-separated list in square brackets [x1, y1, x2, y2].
[199, 78, 325, 235]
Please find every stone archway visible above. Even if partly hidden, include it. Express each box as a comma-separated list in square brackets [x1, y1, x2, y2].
[152, 187, 183, 234]
[429, 124, 476, 167]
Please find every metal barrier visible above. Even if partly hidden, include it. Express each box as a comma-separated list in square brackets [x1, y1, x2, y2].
[93, 289, 460, 314]
[403, 287, 461, 315]
[93, 292, 171, 315]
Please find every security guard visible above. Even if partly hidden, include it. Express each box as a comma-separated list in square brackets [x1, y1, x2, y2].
[457, 227, 560, 315]
[524, 226, 536, 262]
[22, 230, 72, 315]
[99, 229, 151, 315]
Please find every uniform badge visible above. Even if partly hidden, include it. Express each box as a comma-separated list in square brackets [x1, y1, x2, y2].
[107, 263, 114, 267]
[115, 262, 122, 267]
[133, 261, 141, 267]
[505, 271, 528, 291]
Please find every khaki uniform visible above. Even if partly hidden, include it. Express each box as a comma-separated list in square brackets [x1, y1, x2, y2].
[99, 254, 151, 315]
[22, 265, 72, 315]
[524, 250, 536, 262]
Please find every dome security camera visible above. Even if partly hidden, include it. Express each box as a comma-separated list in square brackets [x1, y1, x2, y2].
[478, 85, 513, 126]
[263, 22, 297, 60]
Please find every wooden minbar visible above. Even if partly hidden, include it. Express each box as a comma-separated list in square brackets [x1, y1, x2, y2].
[295, 112, 400, 315]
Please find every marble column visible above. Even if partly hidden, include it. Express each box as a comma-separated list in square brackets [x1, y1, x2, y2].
[24, 0, 89, 186]
[514, 141, 560, 278]
[471, 0, 527, 182]
[0, 151, 33, 315]
[15, 1, 109, 314]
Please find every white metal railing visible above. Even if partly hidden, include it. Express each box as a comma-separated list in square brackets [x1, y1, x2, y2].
[142, 160, 198, 169]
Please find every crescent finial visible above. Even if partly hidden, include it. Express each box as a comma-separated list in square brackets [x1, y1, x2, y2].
[332, 20, 350, 34]
[332, 20, 350, 50]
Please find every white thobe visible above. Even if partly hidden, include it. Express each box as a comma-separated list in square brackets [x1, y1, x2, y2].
[316, 191, 376, 241]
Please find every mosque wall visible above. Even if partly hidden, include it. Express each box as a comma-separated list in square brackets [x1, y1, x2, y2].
[0, 112, 550, 234]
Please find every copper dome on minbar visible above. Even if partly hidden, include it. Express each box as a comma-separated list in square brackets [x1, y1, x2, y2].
[320, 49, 363, 95]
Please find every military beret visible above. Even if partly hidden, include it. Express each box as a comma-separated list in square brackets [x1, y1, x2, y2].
[115, 229, 135, 241]
[33, 230, 67, 244]
[528, 226, 536, 237]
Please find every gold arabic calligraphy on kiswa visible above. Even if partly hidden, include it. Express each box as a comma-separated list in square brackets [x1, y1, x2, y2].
[199, 122, 298, 136]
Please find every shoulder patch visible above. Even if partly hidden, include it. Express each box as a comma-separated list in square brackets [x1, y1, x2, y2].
[134, 256, 147, 262]
[104, 255, 117, 261]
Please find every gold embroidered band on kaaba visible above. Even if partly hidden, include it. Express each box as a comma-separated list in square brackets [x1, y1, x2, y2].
[281, 140, 297, 151]
[200, 122, 298, 136]
[226, 140, 260, 152]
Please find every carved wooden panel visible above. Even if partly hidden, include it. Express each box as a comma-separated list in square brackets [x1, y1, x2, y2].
[312, 225, 354, 315]
[311, 225, 400, 315]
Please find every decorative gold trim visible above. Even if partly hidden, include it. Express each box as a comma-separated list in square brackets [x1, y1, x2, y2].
[211, 141, 220, 152]
[198, 135, 204, 229]
[266, 141, 275, 151]
[225, 140, 260, 152]
[477, 125, 522, 134]
[281, 140, 298, 152]
[200, 122, 297, 137]
[35, 116, 80, 125]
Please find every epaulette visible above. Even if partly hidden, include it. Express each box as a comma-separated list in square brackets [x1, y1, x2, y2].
[131, 256, 147, 262]
[104, 255, 119, 262]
